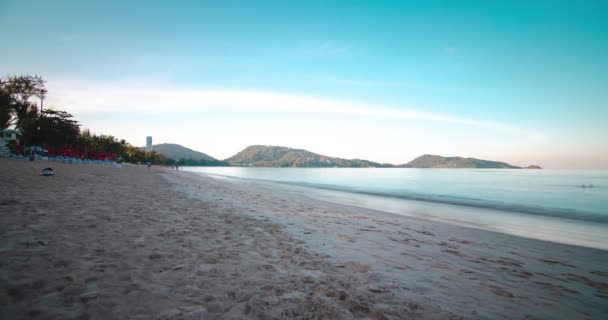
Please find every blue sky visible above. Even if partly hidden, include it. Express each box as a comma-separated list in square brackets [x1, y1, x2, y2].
[1, 0, 607, 167]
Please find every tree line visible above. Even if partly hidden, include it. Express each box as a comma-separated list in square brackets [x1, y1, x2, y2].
[173, 158, 229, 166]
[0, 75, 222, 166]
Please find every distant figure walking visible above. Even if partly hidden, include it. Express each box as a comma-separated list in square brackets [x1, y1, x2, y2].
[146, 161, 151, 170]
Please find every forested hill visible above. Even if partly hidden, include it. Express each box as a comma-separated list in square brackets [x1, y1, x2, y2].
[400, 154, 524, 168]
[225, 145, 393, 168]
[225, 146, 540, 169]
[152, 143, 217, 161]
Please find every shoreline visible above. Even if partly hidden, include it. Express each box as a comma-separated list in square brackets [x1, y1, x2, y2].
[1, 159, 606, 319]
[183, 169, 608, 251]
[169, 169, 608, 319]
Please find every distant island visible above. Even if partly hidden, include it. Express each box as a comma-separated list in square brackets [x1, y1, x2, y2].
[401, 154, 522, 169]
[222, 145, 541, 169]
[525, 165, 542, 169]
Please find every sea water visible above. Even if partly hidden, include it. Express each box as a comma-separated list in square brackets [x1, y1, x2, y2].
[184, 167, 608, 250]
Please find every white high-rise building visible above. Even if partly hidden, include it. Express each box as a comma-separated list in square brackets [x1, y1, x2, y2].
[146, 136, 152, 152]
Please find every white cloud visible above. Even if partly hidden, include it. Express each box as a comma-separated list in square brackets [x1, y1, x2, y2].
[46, 79, 530, 136]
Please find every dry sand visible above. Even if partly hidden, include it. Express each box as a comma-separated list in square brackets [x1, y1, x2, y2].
[1, 158, 607, 319]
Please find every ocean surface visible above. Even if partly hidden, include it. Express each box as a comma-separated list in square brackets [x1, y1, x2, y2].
[183, 167, 608, 250]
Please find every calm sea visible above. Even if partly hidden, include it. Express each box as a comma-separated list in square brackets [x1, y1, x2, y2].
[183, 167, 608, 250]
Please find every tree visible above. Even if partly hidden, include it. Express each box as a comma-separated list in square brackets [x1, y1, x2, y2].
[0, 75, 47, 143]
[0, 86, 12, 130]
[32, 110, 80, 148]
[13, 102, 39, 147]
[1, 75, 46, 105]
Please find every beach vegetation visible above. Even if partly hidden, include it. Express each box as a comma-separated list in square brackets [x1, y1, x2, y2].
[1, 74, 222, 166]
[174, 157, 229, 166]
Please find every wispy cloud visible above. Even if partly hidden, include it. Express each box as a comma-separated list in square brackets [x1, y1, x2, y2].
[46, 79, 531, 136]
[313, 76, 471, 93]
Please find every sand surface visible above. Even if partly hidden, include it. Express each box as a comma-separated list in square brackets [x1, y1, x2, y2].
[1, 159, 607, 319]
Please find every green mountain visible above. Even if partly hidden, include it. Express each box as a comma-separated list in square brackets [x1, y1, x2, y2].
[151, 143, 218, 161]
[225, 145, 393, 168]
[151, 144, 539, 169]
[225, 146, 539, 169]
[401, 154, 522, 168]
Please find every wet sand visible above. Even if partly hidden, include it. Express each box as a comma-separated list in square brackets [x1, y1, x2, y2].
[1, 158, 607, 319]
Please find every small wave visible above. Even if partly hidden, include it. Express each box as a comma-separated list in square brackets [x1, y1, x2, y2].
[545, 184, 603, 189]
[197, 172, 608, 224]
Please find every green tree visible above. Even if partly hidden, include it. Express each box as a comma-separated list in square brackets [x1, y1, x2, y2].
[13, 102, 39, 147]
[1, 75, 47, 145]
[32, 110, 80, 148]
[1, 75, 46, 105]
[0, 86, 12, 130]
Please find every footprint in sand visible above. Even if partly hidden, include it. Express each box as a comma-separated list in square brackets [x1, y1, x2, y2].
[344, 262, 371, 273]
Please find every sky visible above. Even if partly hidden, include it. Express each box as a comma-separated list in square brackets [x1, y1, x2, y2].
[1, 0, 607, 168]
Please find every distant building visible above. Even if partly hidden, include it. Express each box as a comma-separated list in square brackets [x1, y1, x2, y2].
[146, 136, 152, 152]
[0, 129, 20, 156]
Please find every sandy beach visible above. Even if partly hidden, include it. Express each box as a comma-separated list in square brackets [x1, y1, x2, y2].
[1, 159, 607, 319]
